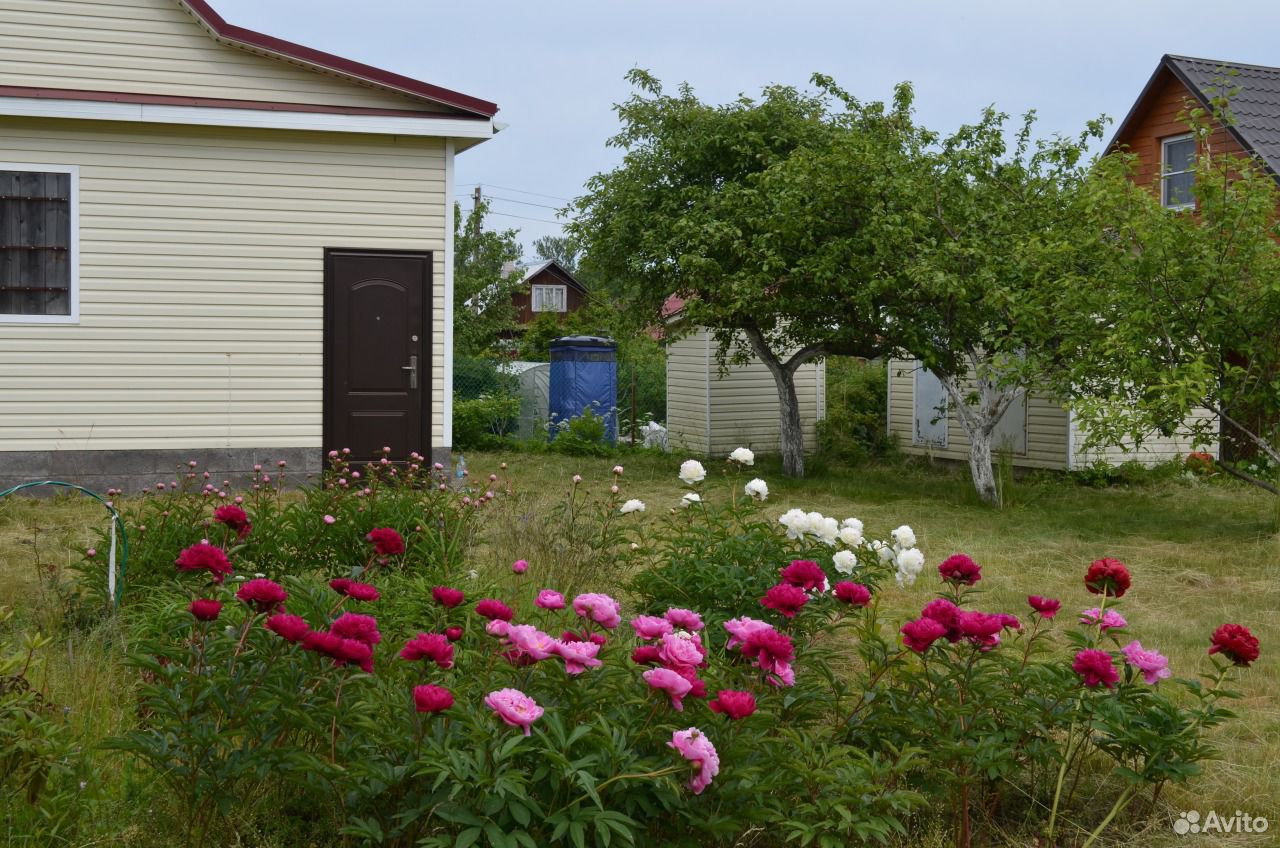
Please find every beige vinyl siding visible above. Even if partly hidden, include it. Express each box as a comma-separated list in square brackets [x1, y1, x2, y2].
[1071, 410, 1219, 467]
[0, 0, 447, 112]
[667, 327, 824, 457]
[0, 116, 447, 452]
[888, 358, 1071, 470]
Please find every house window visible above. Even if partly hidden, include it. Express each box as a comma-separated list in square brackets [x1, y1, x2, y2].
[531, 284, 567, 313]
[1161, 135, 1196, 209]
[0, 165, 78, 323]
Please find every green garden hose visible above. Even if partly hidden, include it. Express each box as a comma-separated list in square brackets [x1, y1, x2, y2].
[0, 480, 128, 606]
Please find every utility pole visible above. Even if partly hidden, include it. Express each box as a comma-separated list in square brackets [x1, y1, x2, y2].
[472, 186, 482, 238]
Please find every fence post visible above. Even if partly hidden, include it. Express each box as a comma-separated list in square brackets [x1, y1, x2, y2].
[630, 365, 638, 447]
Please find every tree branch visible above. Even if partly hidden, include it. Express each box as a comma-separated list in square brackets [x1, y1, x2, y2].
[1214, 460, 1279, 496]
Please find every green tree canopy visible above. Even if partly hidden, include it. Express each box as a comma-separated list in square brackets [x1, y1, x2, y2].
[453, 199, 524, 357]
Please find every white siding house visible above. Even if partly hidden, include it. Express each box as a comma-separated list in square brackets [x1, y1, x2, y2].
[887, 358, 1218, 470]
[0, 0, 500, 490]
[667, 327, 826, 457]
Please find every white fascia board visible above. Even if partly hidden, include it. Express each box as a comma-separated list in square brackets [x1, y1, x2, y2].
[441, 139, 456, 450]
[0, 96, 495, 139]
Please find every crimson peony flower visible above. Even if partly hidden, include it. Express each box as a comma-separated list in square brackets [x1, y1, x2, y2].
[400, 632, 454, 668]
[740, 628, 796, 687]
[188, 599, 222, 621]
[723, 616, 774, 651]
[708, 690, 756, 720]
[444, 626, 464, 642]
[213, 505, 252, 539]
[329, 578, 379, 602]
[366, 527, 405, 556]
[413, 684, 453, 713]
[235, 578, 288, 613]
[1207, 623, 1260, 667]
[175, 542, 234, 583]
[779, 560, 827, 591]
[1028, 595, 1061, 619]
[921, 598, 961, 641]
[475, 598, 514, 621]
[330, 612, 381, 646]
[937, 554, 982, 586]
[760, 583, 809, 618]
[833, 581, 872, 607]
[1084, 558, 1131, 598]
[432, 586, 465, 608]
[957, 611, 1004, 649]
[901, 617, 948, 653]
[303, 630, 373, 672]
[1072, 649, 1119, 688]
[561, 629, 607, 647]
[266, 613, 310, 643]
[631, 645, 662, 665]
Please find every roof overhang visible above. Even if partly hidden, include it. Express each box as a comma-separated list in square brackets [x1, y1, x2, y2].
[175, 0, 498, 119]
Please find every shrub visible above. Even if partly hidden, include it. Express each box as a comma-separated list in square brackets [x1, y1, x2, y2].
[454, 394, 522, 449]
[817, 358, 894, 463]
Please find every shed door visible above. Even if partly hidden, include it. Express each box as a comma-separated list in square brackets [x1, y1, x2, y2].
[992, 394, 1027, 455]
[324, 249, 431, 461]
[913, 368, 948, 447]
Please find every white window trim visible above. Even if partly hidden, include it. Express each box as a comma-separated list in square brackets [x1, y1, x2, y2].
[1161, 134, 1196, 210]
[532, 284, 568, 313]
[0, 162, 80, 325]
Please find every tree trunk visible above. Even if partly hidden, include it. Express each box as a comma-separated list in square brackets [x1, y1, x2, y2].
[740, 325, 824, 478]
[967, 428, 998, 506]
[936, 351, 1017, 506]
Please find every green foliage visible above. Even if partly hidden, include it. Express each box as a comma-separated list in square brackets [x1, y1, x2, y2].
[549, 407, 613, 457]
[816, 358, 893, 463]
[454, 355, 518, 400]
[454, 395, 522, 450]
[454, 200, 524, 357]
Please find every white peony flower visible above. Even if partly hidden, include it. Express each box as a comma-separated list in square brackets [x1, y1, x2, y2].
[467, 569, 479, 581]
[729, 447, 755, 466]
[838, 525, 864, 547]
[872, 540, 896, 563]
[744, 478, 769, 501]
[891, 525, 917, 549]
[678, 459, 707, 485]
[833, 549, 858, 575]
[779, 508, 810, 540]
[895, 548, 925, 588]
[620, 498, 646, 515]
[812, 514, 839, 546]
[681, 492, 702, 507]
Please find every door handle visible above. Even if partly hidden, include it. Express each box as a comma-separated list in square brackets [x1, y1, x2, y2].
[401, 355, 418, 389]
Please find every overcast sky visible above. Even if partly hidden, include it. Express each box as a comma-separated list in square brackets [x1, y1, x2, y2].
[217, 0, 1277, 260]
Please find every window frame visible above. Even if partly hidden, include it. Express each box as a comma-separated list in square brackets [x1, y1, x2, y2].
[1160, 134, 1196, 211]
[531, 283, 567, 313]
[0, 162, 80, 325]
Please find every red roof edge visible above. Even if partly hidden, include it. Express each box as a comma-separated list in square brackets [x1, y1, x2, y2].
[177, 0, 498, 119]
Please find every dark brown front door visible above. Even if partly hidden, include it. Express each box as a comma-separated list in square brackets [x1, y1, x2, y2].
[324, 249, 431, 461]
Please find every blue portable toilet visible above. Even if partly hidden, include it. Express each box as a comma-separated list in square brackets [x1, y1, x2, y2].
[549, 336, 618, 443]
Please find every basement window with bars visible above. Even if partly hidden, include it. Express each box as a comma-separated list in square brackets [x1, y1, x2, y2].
[0, 166, 78, 322]
[531, 284, 567, 313]
[1161, 135, 1196, 210]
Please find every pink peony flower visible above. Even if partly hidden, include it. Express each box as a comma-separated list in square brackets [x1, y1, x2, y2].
[561, 629, 607, 647]
[554, 638, 602, 674]
[188, 599, 222, 621]
[664, 608, 704, 631]
[366, 527, 404, 556]
[779, 560, 827, 591]
[175, 542, 234, 583]
[643, 667, 694, 710]
[1080, 608, 1128, 632]
[668, 728, 720, 794]
[535, 589, 566, 610]
[760, 582, 809, 618]
[330, 612, 381, 646]
[937, 553, 981, 585]
[1028, 595, 1061, 619]
[708, 690, 756, 720]
[265, 613, 310, 642]
[432, 586, 465, 608]
[1072, 649, 1119, 687]
[1121, 641, 1172, 684]
[833, 581, 872, 607]
[572, 593, 622, 629]
[630, 615, 674, 640]
[475, 598, 514, 621]
[329, 578, 379, 602]
[901, 617, 948, 653]
[235, 578, 288, 613]
[414, 684, 453, 713]
[1084, 558, 1131, 598]
[400, 632, 454, 668]
[658, 632, 704, 672]
[511, 559, 529, 574]
[486, 619, 511, 637]
[506, 625, 559, 661]
[723, 616, 774, 651]
[484, 688, 543, 736]
[323, 514, 336, 525]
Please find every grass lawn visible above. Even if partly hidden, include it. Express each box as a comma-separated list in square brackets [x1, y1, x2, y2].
[2, 450, 1277, 846]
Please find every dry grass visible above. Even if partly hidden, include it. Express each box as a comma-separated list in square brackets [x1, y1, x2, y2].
[1, 452, 1277, 845]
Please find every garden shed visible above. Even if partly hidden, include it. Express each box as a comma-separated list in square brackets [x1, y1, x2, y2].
[667, 327, 826, 457]
[0, 0, 500, 491]
[886, 358, 1218, 470]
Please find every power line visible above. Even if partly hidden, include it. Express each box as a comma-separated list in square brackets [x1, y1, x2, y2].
[487, 210, 570, 226]
[457, 182, 572, 202]
[488, 194, 564, 211]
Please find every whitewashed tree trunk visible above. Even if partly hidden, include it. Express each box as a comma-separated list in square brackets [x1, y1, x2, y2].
[936, 348, 1021, 506]
[742, 327, 824, 478]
